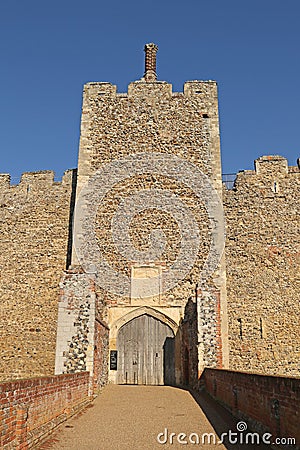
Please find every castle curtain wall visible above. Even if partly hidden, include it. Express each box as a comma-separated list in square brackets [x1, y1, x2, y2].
[1, 51, 299, 385]
[224, 156, 300, 376]
[0, 170, 75, 381]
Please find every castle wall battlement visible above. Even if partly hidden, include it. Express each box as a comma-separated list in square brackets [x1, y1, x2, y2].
[237, 155, 298, 177]
[224, 154, 300, 377]
[84, 79, 217, 99]
[224, 156, 299, 193]
[0, 169, 73, 192]
[0, 169, 76, 381]
[0, 42, 299, 384]
[77, 79, 221, 197]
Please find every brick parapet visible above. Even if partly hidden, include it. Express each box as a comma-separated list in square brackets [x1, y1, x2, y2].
[201, 368, 300, 448]
[0, 372, 91, 449]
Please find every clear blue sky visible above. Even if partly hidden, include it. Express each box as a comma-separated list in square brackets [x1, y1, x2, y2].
[1, 0, 299, 181]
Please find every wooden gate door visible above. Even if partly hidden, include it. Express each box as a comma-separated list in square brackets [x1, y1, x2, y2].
[117, 314, 175, 385]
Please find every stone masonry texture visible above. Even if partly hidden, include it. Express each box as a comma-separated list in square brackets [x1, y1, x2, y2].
[224, 156, 300, 376]
[0, 47, 299, 383]
[72, 78, 228, 380]
[0, 170, 75, 381]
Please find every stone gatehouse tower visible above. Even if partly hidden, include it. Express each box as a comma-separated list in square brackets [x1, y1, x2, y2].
[1, 44, 299, 385]
[55, 43, 229, 386]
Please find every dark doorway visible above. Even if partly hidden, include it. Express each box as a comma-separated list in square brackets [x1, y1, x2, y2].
[183, 346, 190, 385]
[163, 337, 175, 385]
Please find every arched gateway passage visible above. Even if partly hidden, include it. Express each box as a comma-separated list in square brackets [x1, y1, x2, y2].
[117, 314, 175, 385]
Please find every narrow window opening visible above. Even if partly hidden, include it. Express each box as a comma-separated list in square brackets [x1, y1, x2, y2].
[237, 318, 243, 339]
[195, 90, 202, 94]
[202, 113, 209, 118]
[259, 318, 263, 339]
[272, 181, 279, 193]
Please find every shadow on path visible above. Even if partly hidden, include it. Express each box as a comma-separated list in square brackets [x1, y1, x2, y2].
[39, 385, 271, 450]
[188, 387, 271, 450]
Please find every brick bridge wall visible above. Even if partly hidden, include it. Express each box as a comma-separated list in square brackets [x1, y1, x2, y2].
[201, 368, 300, 447]
[0, 372, 91, 449]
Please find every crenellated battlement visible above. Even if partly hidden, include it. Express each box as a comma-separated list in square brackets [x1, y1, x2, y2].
[83, 79, 217, 101]
[0, 165, 77, 381]
[0, 169, 74, 193]
[254, 154, 289, 175]
[224, 153, 300, 378]
[1, 42, 299, 388]
[224, 155, 300, 192]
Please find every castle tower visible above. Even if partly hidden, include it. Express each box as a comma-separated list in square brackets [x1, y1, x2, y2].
[55, 44, 229, 386]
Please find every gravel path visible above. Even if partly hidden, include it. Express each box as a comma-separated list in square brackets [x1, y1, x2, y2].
[39, 385, 269, 450]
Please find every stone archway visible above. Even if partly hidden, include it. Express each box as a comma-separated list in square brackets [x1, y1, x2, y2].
[116, 314, 175, 385]
[110, 306, 178, 340]
[109, 307, 178, 385]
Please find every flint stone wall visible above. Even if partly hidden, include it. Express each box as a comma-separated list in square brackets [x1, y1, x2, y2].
[224, 156, 300, 376]
[55, 270, 96, 376]
[74, 79, 228, 371]
[0, 170, 76, 381]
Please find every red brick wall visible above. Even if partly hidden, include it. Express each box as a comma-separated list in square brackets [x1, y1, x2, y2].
[201, 369, 300, 446]
[0, 372, 91, 449]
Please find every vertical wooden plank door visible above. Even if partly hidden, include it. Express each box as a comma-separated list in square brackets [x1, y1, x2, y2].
[117, 314, 175, 385]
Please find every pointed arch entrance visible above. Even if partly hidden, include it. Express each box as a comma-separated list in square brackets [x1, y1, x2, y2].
[116, 313, 175, 385]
